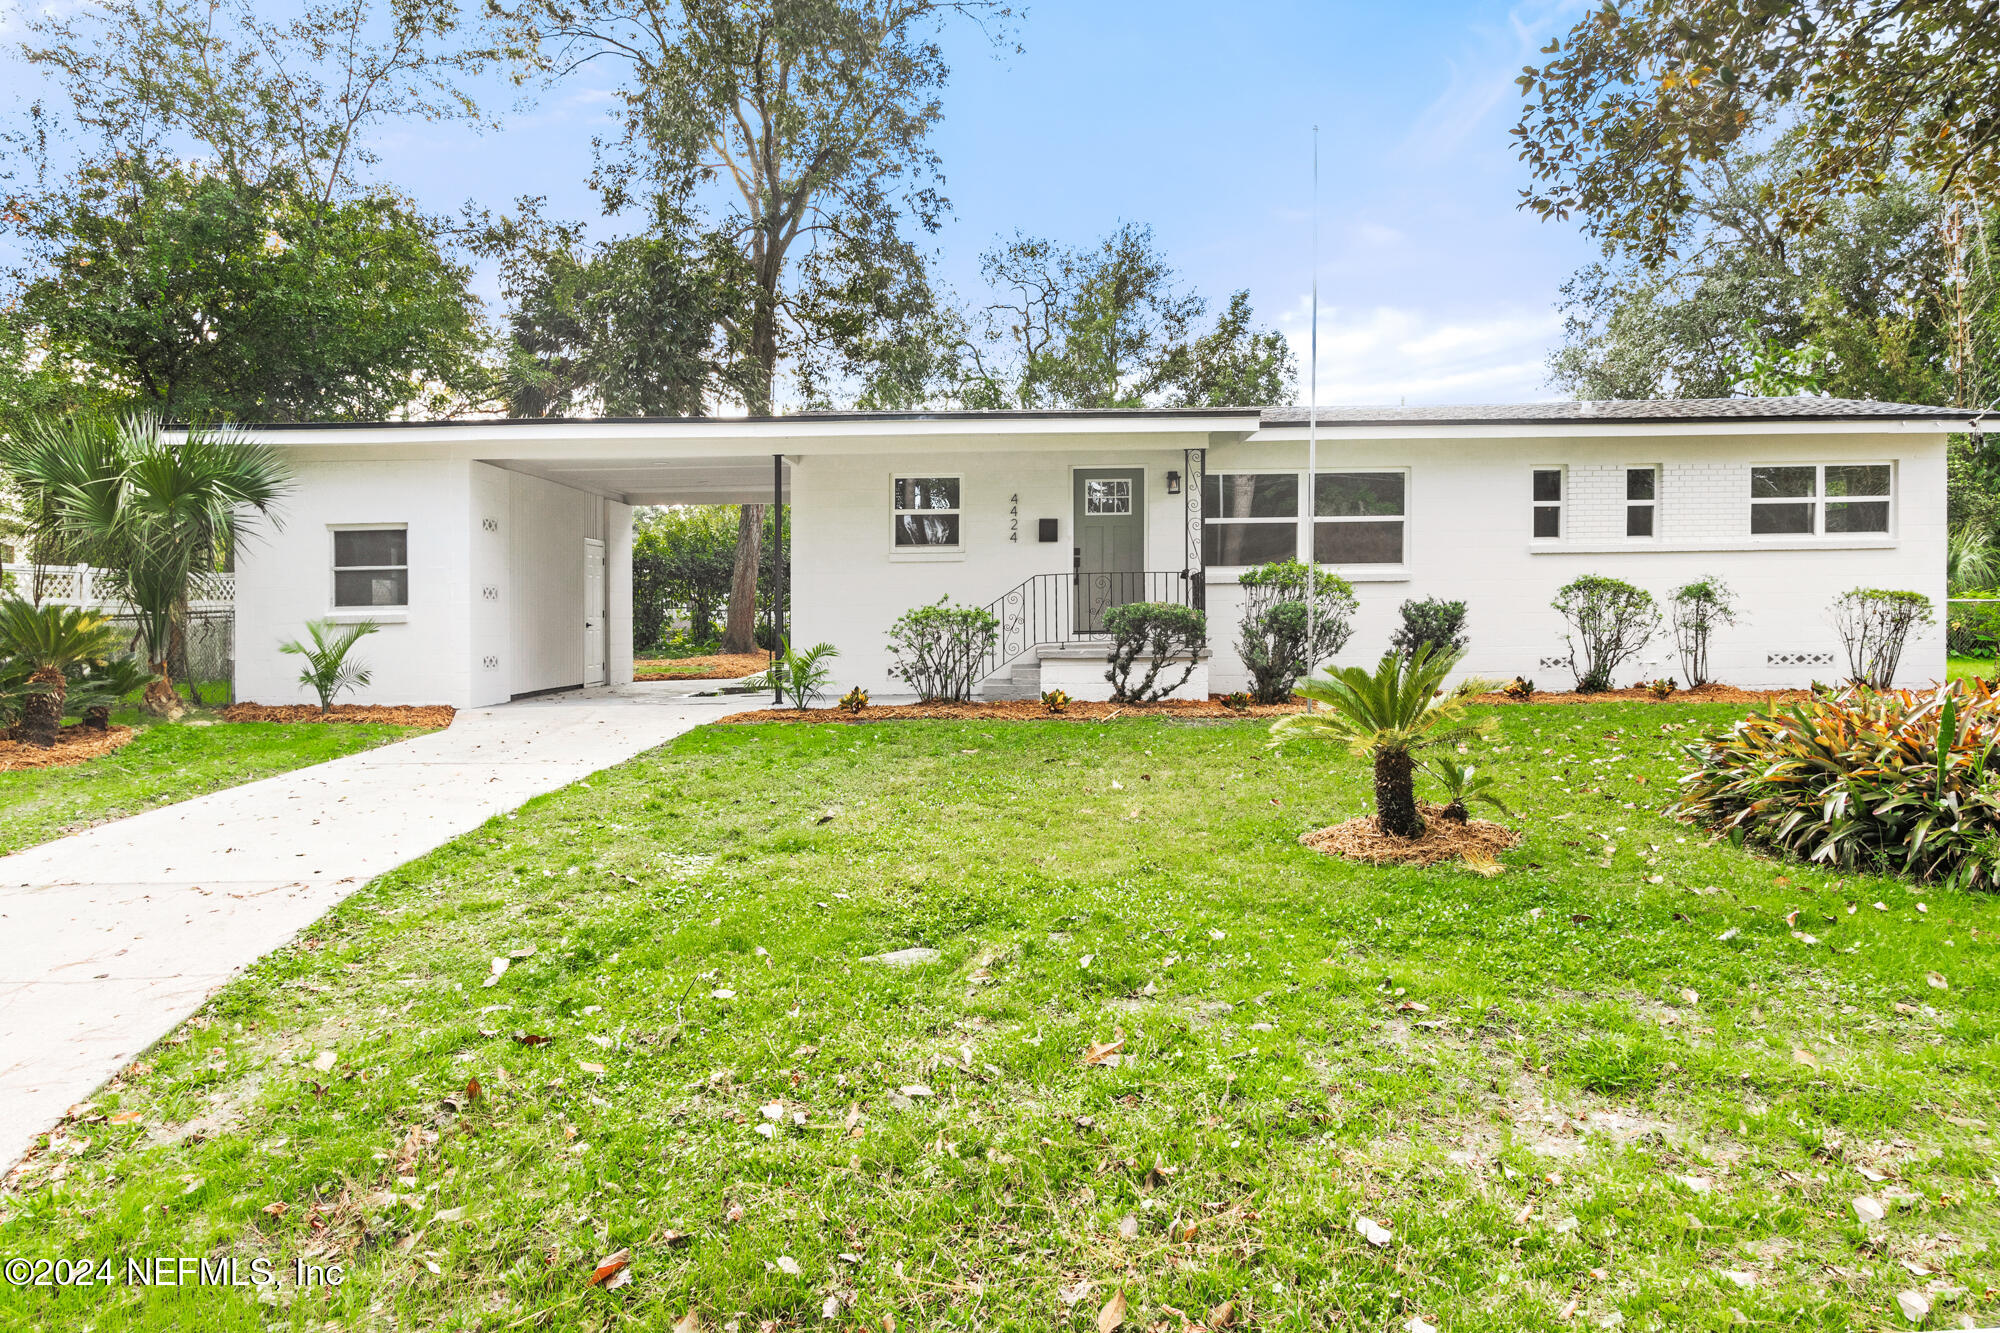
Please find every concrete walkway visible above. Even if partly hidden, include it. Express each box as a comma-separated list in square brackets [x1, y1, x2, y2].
[0, 685, 741, 1172]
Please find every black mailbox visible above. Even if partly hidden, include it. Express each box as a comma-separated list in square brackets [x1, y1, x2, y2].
[1038, 518, 1058, 542]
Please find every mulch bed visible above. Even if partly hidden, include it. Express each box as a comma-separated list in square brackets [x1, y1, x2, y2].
[1300, 803, 1523, 867]
[635, 653, 771, 681]
[0, 724, 138, 772]
[1470, 682, 1814, 707]
[720, 698, 1305, 724]
[221, 704, 457, 727]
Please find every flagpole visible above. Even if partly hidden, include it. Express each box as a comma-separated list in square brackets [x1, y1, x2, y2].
[1306, 126, 1320, 678]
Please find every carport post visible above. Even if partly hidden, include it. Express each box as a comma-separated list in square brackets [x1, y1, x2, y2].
[771, 454, 785, 704]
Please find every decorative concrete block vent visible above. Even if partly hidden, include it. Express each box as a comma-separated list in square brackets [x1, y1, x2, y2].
[1767, 652, 1834, 668]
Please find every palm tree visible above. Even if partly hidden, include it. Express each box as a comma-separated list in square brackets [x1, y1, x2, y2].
[0, 599, 125, 747]
[280, 619, 380, 714]
[2, 413, 290, 715]
[1269, 645, 1492, 839]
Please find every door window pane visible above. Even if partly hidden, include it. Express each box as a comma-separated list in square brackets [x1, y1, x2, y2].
[1084, 478, 1132, 515]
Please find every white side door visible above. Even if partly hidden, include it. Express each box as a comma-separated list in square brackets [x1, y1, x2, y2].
[583, 538, 607, 687]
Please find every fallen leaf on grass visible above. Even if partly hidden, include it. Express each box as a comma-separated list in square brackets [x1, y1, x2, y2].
[1852, 1196, 1885, 1223]
[1927, 971, 1949, 990]
[1718, 1270, 1755, 1290]
[109, 1109, 143, 1125]
[464, 1077, 481, 1103]
[899, 1084, 934, 1098]
[312, 1050, 337, 1072]
[1097, 1289, 1128, 1333]
[822, 1295, 843, 1319]
[1209, 1299, 1237, 1328]
[483, 958, 509, 988]
[1679, 988, 1699, 1006]
[1792, 1049, 1818, 1068]
[1857, 1165, 1888, 1183]
[672, 1314, 700, 1333]
[1058, 1279, 1095, 1307]
[510, 1032, 552, 1046]
[776, 1256, 802, 1276]
[710, 988, 736, 1000]
[588, 1248, 630, 1286]
[579, 1061, 605, 1075]
[261, 1201, 290, 1217]
[1355, 1216, 1392, 1247]
[1117, 1213, 1139, 1240]
[1406, 1319, 1437, 1333]
[1083, 1037, 1126, 1066]
[1895, 1290, 1931, 1323]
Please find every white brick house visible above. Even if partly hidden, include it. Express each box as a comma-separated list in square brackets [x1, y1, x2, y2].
[228, 398, 1968, 707]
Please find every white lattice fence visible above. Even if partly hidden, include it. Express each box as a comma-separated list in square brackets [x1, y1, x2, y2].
[1, 563, 234, 608]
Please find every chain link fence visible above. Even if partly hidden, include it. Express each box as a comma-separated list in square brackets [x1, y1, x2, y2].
[1946, 598, 2000, 660]
[97, 609, 236, 704]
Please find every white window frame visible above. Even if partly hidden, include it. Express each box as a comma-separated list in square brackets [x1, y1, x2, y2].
[1202, 470, 1303, 569]
[1624, 465, 1660, 540]
[329, 523, 409, 612]
[890, 473, 964, 553]
[1531, 466, 1566, 541]
[1747, 462, 1894, 539]
[1312, 468, 1408, 567]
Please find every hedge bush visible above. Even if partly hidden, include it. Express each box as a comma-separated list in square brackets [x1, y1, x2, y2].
[1104, 601, 1206, 703]
[1669, 679, 2000, 891]
[1235, 560, 1357, 704]
[885, 598, 999, 702]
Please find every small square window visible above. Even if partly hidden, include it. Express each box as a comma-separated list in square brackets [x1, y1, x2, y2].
[332, 527, 408, 608]
[893, 476, 962, 547]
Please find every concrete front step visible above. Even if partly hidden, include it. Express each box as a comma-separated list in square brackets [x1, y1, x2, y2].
[978, 642, 1211, 702]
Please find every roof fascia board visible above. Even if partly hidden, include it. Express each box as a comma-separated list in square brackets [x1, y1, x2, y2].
[1247, 419, 1964, 442]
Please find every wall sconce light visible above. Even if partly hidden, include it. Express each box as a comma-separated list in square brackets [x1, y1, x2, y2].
[1166, 470, 1182, 495]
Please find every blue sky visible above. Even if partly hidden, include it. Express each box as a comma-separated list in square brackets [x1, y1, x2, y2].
[9, 0, 1602, 405]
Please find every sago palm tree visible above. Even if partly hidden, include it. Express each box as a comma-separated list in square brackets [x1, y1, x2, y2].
[0, 599, 125, 747]
[1269, 644, 1492, 839]
[3, 413, 290, 715]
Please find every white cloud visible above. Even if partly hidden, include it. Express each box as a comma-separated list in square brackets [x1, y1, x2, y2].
[1277, 300, 1563, 406]
[1399, 0, 1585, 160]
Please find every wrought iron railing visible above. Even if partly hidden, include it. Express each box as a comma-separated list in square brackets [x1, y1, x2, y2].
[981, 569, 1199, 683]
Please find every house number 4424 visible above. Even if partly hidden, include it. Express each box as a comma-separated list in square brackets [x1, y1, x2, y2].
[1009, 494, 1019, 543]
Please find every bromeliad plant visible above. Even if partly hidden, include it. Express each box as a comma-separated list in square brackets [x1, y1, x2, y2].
[1270, 645, 1493, 839]
[1669, 678, 2000, 891]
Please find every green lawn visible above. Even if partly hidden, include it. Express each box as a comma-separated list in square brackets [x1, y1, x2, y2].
[0, 717, 426, 856]
[1947, 655, 1992, 683]
[3, 703, 1996, 1331]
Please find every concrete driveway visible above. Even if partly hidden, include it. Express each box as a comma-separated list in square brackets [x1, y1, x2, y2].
[0, 686, 741, 1172]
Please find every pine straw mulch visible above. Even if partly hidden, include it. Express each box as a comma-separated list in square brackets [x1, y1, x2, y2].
[1300, 802, 1523, 867]
[220, 703, 457, 728]
[0, 724, 137, 772]
[1471, 682, 1814, 707]
[719, 697, 1307, 725]
[634, 653, 771, 681]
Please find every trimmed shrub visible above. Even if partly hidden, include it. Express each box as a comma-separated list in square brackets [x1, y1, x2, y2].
[1669, 576, 1736, 687]
[1670, 679, 2000, 891]
[1552, 574, 1659, 692]
[1389, 597, 1468, 661]
[1104, 601, 1206, 703]
[1830, 588, 1933, 688]
[1235, 560, 1357, 704]
[885, 598, 1000, 702]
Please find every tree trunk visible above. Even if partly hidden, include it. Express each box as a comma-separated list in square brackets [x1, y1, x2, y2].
[720, 504, 766, 654]
[1373, 747, 1425, 839]
[141, 663, 186, 720]
[20, 670, 64, 748]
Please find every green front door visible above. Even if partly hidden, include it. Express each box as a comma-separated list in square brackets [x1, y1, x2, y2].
[1073, 468, 1145, 633]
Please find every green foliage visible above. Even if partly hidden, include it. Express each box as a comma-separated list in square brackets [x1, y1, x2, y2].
[632, 507, 740, 652]
[837, 686, 869, 715]
[1949, 525, 2000, 594]
[1425, 754, 1511, 823]
[1222, 690, 1251, 713]
[1513, 4, 2000, 266]
[64, 656, 157, 727]
[964, 225, 1295, 409]
[0, 598, 124, 745]
[1670, 679, 2000, 892]
[1830, 589, 1935, 689]
[1645, 678, 1679, 701]
[1669, 577, 1737, 688]
[1102, 601, 1206, 704]
[1502, 677, 1536, 702]
[1039, 688, 1071, 715]
[884, 599, 999, 703]
[1271, 646, 1492, 839]
[1552, 575, 1660, 693]
[1389, 597, 1469, 662]
[3, 414, 289, 701]
[774, 641, 840, 711]
[279, 620, 381, 714]
[1235, 560, 1357, 704]
[1546, 146, 1964, 404]
[5, 160, 485, 423]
